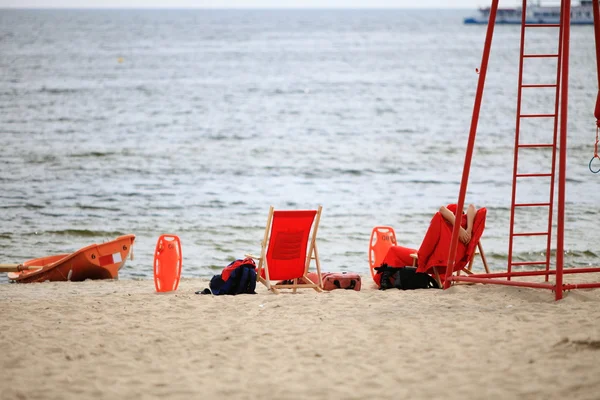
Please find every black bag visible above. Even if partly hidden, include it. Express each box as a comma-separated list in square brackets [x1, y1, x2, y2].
[197, 258, 257, 295]
[375, 264, 439, 290]
[209, 265, 257, 295]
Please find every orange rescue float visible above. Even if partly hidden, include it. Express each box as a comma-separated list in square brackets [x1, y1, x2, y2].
[153, 234, 182, 292]
[368, 226, 397, 282]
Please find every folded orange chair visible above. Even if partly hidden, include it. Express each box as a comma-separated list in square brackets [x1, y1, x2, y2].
[246, 206, 323, 294]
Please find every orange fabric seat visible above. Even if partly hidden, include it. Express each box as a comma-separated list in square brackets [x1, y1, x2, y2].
[374, 205, 488, 287]
[416, 206, 487, 281]
[246, 206, 323, 294]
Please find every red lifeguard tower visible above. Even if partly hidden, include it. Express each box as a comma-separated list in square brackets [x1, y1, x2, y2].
[445, 0, 600, 300]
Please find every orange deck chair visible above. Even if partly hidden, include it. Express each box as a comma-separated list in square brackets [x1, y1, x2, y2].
[246, 206, 323, 294]
[411, 207, 490, 287]
[368, 226, 397, 282]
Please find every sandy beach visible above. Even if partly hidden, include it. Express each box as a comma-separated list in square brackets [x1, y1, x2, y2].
[1, 275, 600, 400]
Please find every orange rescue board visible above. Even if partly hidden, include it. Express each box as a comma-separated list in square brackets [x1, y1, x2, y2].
[153, 234, 182, 293]
[368, 226, 397, 281]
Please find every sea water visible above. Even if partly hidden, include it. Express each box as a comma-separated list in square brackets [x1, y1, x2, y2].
[0, 8, 598, 282]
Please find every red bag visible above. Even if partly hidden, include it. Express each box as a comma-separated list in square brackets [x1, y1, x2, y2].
[307, 272, 361, 291]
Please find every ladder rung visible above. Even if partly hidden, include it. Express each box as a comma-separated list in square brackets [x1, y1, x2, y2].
[521, 84, 557, 88]
[513, 232, 549, 237]
[516, 173, 552, 178]
[523, 54, 559, 58]
[519, 114, 556, 118]
[510, 261, 549, 266]
[524, 24, 561, 28]
[517, 143, 554, 148]
[514, 202, 551, 207]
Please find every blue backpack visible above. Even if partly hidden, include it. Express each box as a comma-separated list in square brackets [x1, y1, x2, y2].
[204, 258, 257, 295]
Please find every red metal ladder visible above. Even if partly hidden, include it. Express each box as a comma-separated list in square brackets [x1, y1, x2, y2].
[507, 0, 566, 278]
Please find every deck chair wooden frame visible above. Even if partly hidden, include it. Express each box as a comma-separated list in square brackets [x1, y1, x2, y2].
[246, 205, 323, 294]
[410, 241, 490, 288]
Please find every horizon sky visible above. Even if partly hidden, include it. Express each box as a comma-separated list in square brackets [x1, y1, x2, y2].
[0, 0, 510, 9]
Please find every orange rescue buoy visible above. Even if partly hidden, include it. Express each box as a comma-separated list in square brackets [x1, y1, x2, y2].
[368, 226, 397, 282]
[153, 234, 182, 292]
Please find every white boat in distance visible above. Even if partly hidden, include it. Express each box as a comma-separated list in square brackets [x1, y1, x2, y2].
[464, 0, 595, 24]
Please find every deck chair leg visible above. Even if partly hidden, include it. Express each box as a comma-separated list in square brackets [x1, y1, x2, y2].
[465, 241, 490, 274]
[478, 242, 490, 274]
[410, 253, 417, 267]
[263, 259, 274, 292]
[432, 267, 442, 288]
[313, 243, 323, 290]
[258, 275, 279, 294]
[467, 257, 475, 273]
[304, 208, 323, 293]
[262, 257, 281, 294]
[263, 207, 275, 293]
[301, 275, 322, 292]
[299, 245, 322, 293]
